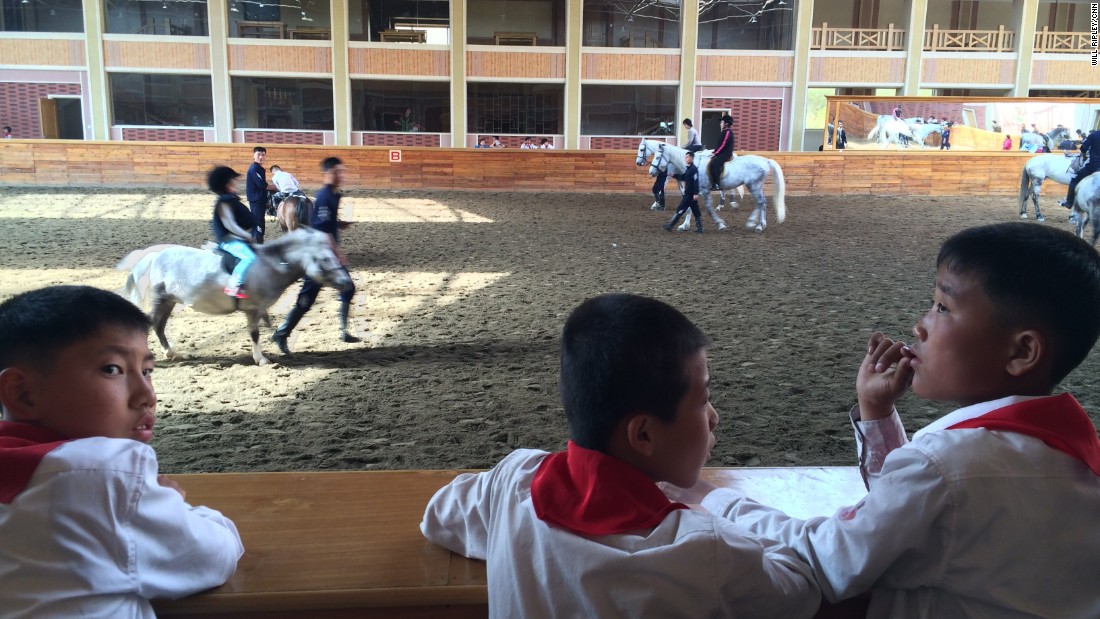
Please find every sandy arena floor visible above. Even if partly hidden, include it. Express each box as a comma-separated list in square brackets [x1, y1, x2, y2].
[2, 187, 1097, 473]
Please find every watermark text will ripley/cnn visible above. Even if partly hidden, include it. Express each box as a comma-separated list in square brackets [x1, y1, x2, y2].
[1092, 3, 1098, 65]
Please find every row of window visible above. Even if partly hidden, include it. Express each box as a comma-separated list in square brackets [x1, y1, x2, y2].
[3, 0, 794, 50]
[111, 73, 677, 135]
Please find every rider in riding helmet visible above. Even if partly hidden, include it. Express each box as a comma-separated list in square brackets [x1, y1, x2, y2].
[208, 166, 255, 300]
[1061, 129, 1100, 209]
[707, 114, 735, 191]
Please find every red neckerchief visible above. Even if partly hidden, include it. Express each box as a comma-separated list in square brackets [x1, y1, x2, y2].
[530, 441, 687, 536]
[948, 394, 1100, 476]
[0, 421, 70, 504]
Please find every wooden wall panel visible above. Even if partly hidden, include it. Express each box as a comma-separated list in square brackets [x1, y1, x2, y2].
[697, 55, 793, 83]
[228, 44, 332, 74]
[348, 48, 450, 77]
[466, 50, 565, 79]
[104, 41, 210, 70]
[581, 53, 678, 81]
[808, 56, 904, 84]
[0, 39, 84, 67]
[1031, 58, 1100, 87]
[0, 140, 1036, 197]
[921, 57, 1014, 84]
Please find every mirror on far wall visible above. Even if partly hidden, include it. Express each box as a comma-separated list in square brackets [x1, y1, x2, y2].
[822, 96, 1100, 152]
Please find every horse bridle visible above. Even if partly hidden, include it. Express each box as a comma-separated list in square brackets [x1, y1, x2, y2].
[635, 143, 648, 167]
[649, 148, 669, 175]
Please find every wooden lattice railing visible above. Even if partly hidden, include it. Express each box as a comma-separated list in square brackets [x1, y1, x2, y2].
[1033, 27, 1092, 52]
[811, 23, 906, 51]
[923, 25, 1014, 51]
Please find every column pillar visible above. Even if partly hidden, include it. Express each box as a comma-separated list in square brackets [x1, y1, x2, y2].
[677, 0, 699, 144]
[450, 0, 467, 146]
[901, 0, 929, 95]
[1012, 0, 1040, 96]
[208, 0, 233, 142]
[787, 0, 814, 150]
[81, 0, 109, 140]
[332, 0, 351, 144]
[564, 0, 583, 149]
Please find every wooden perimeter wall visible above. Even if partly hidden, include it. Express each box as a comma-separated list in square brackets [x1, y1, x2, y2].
[0, 141, 1034, 196]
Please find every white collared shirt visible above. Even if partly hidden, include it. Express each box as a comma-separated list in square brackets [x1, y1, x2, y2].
[271, 170, 299, 193]
[702, 394, 1100, 618]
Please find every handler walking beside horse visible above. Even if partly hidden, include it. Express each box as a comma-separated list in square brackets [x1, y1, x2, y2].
[272, 157, 360, 353]
[708, 114, 735, 191]
[1061, 129, 1100, 209]
[663, 150, 704, 233]
[210, 166, 255, 299]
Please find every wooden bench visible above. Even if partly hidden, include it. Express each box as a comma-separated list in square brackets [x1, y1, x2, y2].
[380, 29, 426, 43]
[493, 31, 537, 46]
[152, 467, 867, 618]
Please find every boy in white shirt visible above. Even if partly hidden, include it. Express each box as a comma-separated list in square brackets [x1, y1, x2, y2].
[421, 293, 820, 619]
[673, 222, 1100, 618]
[268, 164, 305, 215]
[0, 285, 244, 618]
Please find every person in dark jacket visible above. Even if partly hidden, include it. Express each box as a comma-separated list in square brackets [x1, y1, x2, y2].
[1062, 129, 1100, 208]
[707, 115, 735, 191]
[246, 146, 274, 244]
[664, 151, 704, 233]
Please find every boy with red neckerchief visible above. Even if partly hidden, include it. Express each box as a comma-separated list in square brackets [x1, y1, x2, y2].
[680, 222, 1100, 618]
[0, 286, 243, 619]
[420, 293, 819, 618]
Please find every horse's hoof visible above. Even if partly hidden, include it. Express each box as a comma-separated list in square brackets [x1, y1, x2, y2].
[257, 356, 272, 366]
[164, 348, 179, 360]
[1020, 213, 1028, 219]
[1037, 216, 1046, 222]
[755, 224, 766, 232]
[718, 223, 728, 231]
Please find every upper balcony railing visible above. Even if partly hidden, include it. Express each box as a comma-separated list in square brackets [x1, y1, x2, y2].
[923, 25, 1014, 52]
[811, 23, 906, 51]
[1033, 27, 1092, 53]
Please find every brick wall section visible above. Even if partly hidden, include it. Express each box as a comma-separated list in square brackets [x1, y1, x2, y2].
[0, 141, 1035, 197]
[703, 98, 783, 151]
[0, 82, 81, 139]
[361, 133, 441, 147]
[121, 128, 205, 142]
[243, 131, 325, 145]
[591, 136, 670, 150]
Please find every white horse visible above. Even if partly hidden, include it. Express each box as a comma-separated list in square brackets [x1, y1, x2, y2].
[867, 116, 915, 149]
[117, 228, 353, 365]
[1019, 131, 1054, 153]
[906, 122, 945, 149]
[635, 139, 741, 210]
[1018, 153, 1083, 221]
[652, 143, 786, 232]
[1070, 171, 1100, 245]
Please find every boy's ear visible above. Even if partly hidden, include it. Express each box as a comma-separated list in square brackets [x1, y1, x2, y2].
[624, 413, 657, 457]
[0, 367, 38, 421]
[1005, 329, 1044, 377]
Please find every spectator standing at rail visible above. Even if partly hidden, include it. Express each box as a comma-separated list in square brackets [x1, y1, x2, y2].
[490, 136, 505, 148]
[835, 121, 848, 150]
[2, 125, 11, 139]
[539, 138, 555, 149]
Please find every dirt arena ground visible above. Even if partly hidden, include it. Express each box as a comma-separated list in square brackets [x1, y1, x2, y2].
[3, 187, 1098, 474]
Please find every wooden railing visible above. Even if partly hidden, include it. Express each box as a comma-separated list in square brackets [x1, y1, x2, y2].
[811, 23, 905, 51]
[1033, 27, 1092, 53]
[923, 25, 1014, 51]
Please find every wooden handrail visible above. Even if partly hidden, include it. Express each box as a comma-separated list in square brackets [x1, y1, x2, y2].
[811, 23, 905, 51]
[1033, 27, 1093, 53]
[923, 24, 1014, 52]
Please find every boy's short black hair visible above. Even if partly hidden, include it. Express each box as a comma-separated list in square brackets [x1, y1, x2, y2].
[321, 156, 343, 172]
[270, 165, 281, 172]
[207, 165, 240, 193]
[682, 118, 692, 127]
[253, 146, 266, 154]
[560, 294, 710, 452]
[938, 222, 1100, 384]
[0, 286, 150, 371]
[2, 126, 10, 133]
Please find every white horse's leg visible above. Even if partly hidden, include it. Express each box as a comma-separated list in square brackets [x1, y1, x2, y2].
[679, 209, 693, 231]
[745, 185, 768, 232]
[150, 294, 178, 359]
[702, 192, 727, 230]
[247, 310, 272, 366]
[1031, 180, 1045, 221]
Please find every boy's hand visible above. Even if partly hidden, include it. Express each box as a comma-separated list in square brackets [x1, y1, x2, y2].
[658, 479, 718, 507]
[856, 332, 914, 421]
[157, 475, 187, 500]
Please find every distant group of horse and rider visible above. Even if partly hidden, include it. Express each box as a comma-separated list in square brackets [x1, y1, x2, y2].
[118, 147, 360, 366]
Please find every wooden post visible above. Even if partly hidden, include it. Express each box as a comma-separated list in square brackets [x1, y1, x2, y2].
[820, 22, 827, 49]
[997, 25, 1006, 51]
[929, 24, 938, 51]
[887, 23, 895, 50]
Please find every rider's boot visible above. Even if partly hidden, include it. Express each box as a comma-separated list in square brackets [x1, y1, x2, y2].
[271, 303, 307, 354]
[339, 301, 361, 343]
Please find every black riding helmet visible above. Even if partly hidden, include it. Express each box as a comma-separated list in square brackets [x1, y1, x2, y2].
[207, 166, 241, 194]
[721, 114, 733, 126]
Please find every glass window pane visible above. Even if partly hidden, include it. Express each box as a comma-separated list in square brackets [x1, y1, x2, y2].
[232, 77, 334, 130]
[228, 0, 331, 39]
[581, 84, 676, 135]
[467, 82, 563, 134]
[105, 0, 209, 36]
[466, 0, 565, 46]
[350, 0, 452, 43]
[700, 0, 795, 50]
[110, 73, 214, 126]
[351, 80, 451, 132]
[582, 0, 680, 48]
[1, 0, 83, 33]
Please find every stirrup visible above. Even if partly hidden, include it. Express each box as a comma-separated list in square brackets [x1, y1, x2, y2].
[224, 286, 248, 300]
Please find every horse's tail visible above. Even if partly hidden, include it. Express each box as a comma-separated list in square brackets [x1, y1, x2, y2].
[867, 123, 880, 142]
[116, 246, 169, 308]
[1018, 164, 1033, 212]
[769, 158, 787, 223]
